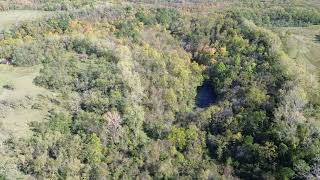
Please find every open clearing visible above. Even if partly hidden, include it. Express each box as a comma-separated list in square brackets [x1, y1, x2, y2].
[275, 25, 320, 73]
[0, 10, 50, 31]
[0, 65, 52, 140]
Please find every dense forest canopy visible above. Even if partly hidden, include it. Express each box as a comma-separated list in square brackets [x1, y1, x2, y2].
[0, 0, 320, 179]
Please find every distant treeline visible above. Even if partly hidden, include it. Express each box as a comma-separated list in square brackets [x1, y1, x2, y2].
[0, 0, 99, 11]
[232, 6, 320, 27]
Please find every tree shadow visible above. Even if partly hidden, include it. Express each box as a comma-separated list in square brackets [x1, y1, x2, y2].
[314, 35, 320, 44]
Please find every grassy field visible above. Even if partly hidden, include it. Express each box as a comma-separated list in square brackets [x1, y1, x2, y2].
[275, 25, 320, 73]
[0, 10, 50, 31]
[0, 65, 53, 140]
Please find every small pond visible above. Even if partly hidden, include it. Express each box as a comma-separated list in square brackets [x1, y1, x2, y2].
[196, 81, 216, 108]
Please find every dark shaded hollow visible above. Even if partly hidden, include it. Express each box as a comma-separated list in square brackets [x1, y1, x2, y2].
[196, 81, 216, 108]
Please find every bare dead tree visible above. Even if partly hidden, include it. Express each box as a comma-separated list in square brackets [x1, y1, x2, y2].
[103, 111, 122, 142]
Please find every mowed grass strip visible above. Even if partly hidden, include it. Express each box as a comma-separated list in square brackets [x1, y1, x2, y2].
[275, 25, 320, 73]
